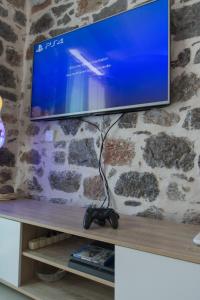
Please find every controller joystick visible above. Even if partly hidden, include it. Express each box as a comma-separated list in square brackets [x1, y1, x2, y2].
[83, 206, 119, 230]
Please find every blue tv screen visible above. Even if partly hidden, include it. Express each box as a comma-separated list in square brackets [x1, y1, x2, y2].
[31, 0, 169, 120]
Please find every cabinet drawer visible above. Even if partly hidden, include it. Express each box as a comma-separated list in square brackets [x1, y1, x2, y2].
[0, 218, 22, 287]
[115, 246, 200, 300]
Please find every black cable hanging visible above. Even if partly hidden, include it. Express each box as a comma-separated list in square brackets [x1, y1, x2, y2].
[82, 113, 124, 208]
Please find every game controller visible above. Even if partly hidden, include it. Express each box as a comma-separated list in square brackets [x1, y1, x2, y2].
[83, 206, 119, 229]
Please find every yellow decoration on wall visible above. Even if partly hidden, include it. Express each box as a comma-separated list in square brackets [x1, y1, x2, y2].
[0, 96, 3, 112]
[0, 96, 5, 148]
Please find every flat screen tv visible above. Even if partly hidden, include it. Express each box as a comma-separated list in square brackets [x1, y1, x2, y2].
[31, 0, 169, 120]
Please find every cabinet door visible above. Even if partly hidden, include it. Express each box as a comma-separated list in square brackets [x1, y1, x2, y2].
[0, 218, 22, 287]
[115, 246, 200, 300]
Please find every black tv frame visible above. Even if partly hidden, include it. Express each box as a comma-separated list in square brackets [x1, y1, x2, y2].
[30, 0, 170, 121]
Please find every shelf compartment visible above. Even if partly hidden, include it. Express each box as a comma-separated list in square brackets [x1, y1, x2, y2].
[22, 236, 114, 288]
[2, 274, 114, 300]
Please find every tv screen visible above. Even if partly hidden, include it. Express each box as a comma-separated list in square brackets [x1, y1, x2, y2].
[31, 0, 169, 120]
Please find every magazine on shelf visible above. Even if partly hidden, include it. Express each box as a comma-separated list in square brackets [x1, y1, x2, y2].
[72, 242, 114, 266]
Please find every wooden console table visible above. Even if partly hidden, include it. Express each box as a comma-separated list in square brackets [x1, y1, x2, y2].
[0, 199, 200, 300]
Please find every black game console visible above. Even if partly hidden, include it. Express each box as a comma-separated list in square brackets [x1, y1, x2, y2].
[68, 241, 115, 282]
[83, 206, 119, 229]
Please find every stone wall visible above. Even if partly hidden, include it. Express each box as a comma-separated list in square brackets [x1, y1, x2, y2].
[14, 0, 200, 224]
[0, 0, 27, 194]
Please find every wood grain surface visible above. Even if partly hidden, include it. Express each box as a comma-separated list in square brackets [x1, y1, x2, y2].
[0, 199, 200, 264]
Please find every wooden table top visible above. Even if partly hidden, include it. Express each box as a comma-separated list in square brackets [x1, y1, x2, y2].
[0, 199, 200, 264]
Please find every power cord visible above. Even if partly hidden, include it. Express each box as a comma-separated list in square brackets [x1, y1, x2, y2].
[81, 113, 124, 208]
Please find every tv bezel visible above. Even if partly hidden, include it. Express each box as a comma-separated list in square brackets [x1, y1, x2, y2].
[30, 0, 170, 121]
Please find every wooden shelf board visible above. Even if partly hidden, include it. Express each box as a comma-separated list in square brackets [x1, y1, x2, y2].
[20, 275, 114, 300]
[22, 237, 114, 288]
[1, 199, 200, 264]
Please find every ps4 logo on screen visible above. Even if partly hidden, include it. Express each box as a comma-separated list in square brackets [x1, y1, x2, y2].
[36, 38, 64, 53]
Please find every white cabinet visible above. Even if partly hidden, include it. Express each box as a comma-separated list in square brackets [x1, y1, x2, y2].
[115, 246, 200, 300]
[0, 218, 22, 287]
